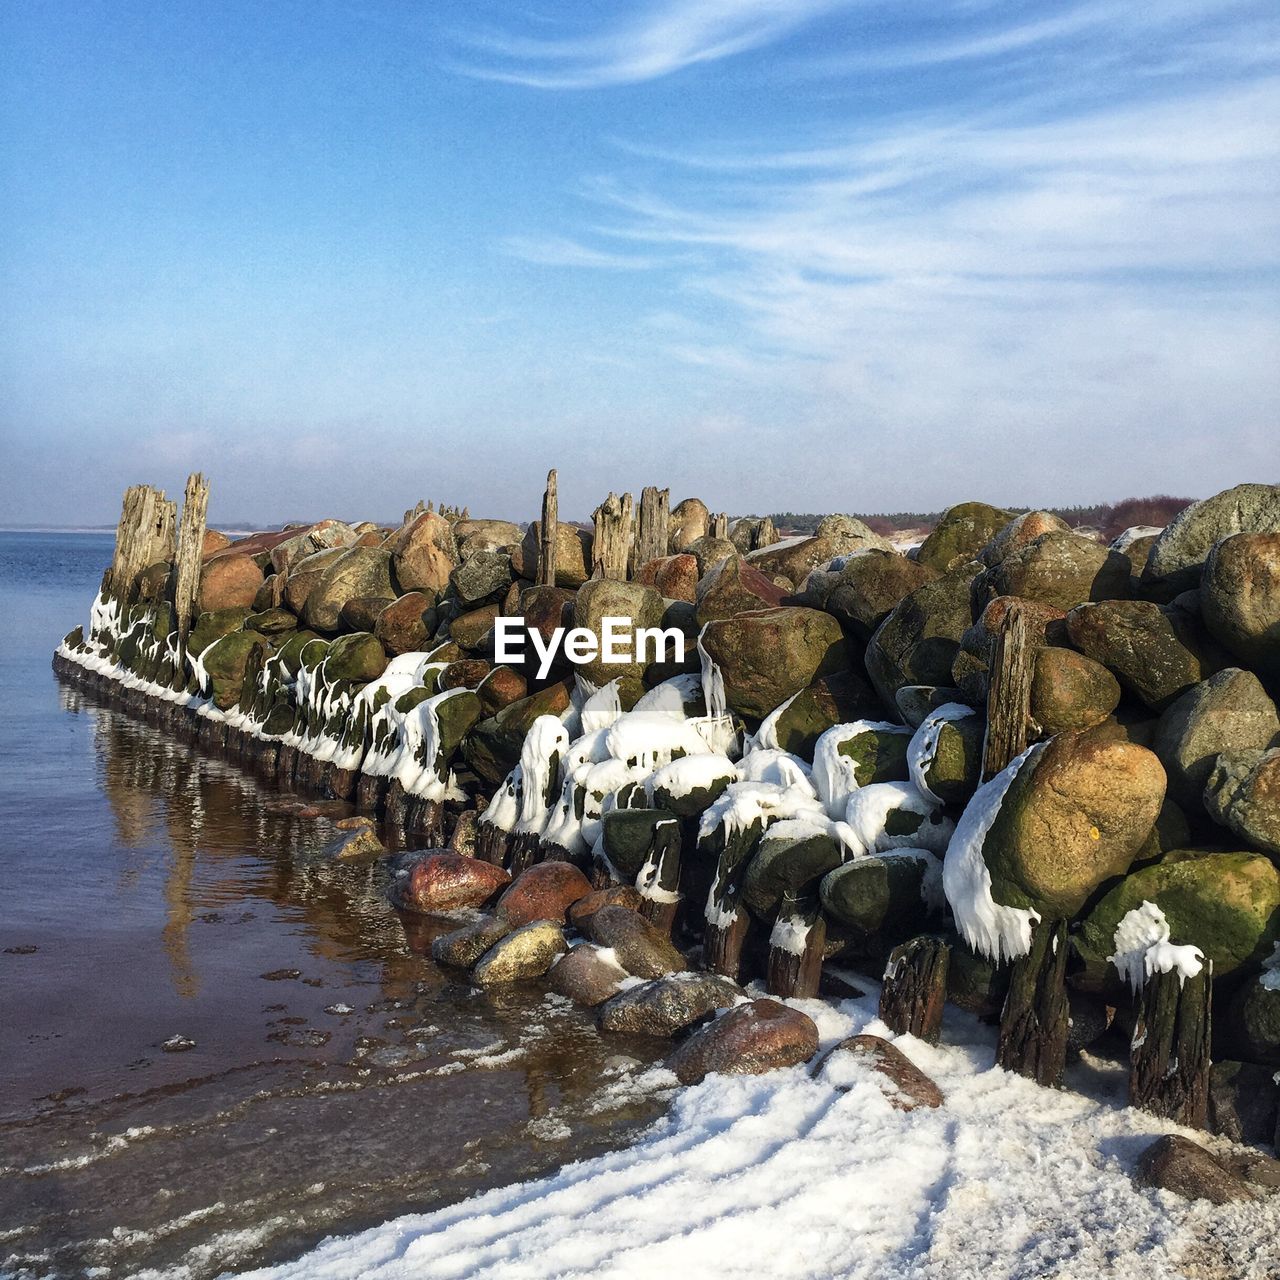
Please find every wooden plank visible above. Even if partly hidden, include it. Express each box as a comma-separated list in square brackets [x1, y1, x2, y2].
[983, 600, 1033, 779]
[538, 469, 558, 587]
[996, 917, 1069, 1087]
[635, 486, 670, 568]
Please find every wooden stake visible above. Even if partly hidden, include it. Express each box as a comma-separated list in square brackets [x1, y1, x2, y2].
[711, 512, 729, 540]
[766, 891, 826, 999]
[538, 469, 559, 587]
[171, 472, 209, 657]
[1129, 964, 1212, 1129]
[996, 917, 1069, 1087]
[880, 935, 950, 1044]
[592, 491, 634, 580]
[635, 486, 670, 569]
[983, 600, 1033, 779]
[107, 485, 177, 604]
[753, 516, 779, 550]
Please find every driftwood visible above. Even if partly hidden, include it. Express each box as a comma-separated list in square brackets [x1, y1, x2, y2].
[171, 472, 209, 656]
[635, 486, 670, 569]
[766, 891, 826, 999]
[983, 600, 1034, 779]
[880, 935, 950, 1044]
[592, 492, 634, 580]
[538, 469, 558, 587]
[1129, 965, 1212, 1129]
[996, 917, 1069, 1086]
[107, 485, 177, 603]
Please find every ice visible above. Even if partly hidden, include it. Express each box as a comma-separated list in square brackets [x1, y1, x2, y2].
[1108, 900, 1205, 992]
[906, 702, 976, 805]
[812, 720, 912, 819]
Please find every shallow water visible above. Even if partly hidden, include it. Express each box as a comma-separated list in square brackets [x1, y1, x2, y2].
[0, 533, 671, 1279]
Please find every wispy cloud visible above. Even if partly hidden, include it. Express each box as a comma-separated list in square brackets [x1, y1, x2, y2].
[501, 234, 665, 270]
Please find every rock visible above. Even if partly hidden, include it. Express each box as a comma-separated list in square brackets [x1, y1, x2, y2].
[566, 885, 645, 931]
[202, 630, 268, 709]
[665, 999, 820, 1085]
[746, 535, 850, 589]
[599, 972, 743, 1036]
[547, 945, 630, 1007]
[895, 685, 970, 728]
[812, 1034, 943, 1110]
[946, 941, 1009, 1019]
[668, 498, 710, 553]
[1030, 647, 1121, 734]
[463, 679, 573, 784]
[1221, 973, 1280, 1069]
[972, 531, 1131, 613]
[431, 914, 512, 968]
[951, 595, 1067, 704]
[909, 709, 984, 805]
[694, 556, 788, 626]
[979, 511, 1071, 567]
[1201, 531, 1280, 678]
[388, 512, 456, 595]
[324, 632, 388, 683]
[1066, 599, 1221, 711]
[401, 852, 511, 913]
[974, 726, 1167, 925]
[303, 547, 396, 633]
[496, 861, 593, 927]
[1153, 669, 1280, 810]
[585, 906, 685, 978]
[516, 521, 593, 587]
[520, 585, 577, 647]
[1205, 748, 1280, 855]
[450, 550, 514, 606]
[701, 607, 852, 720]
[245, 607, 298, 636]
[865, 568, 975, 708]
[1210, 1061, 1280, 1146]
[339, 596, 392, 633]
[472, 920, 566, 986]
[453, 519, 522, 556]
[571, 578, 666, 685]
[820, 852, 940, 946]
[202, 529, 232, 557]
[1143, 483, 1280, 596]
[283, 547, 348, 615]
[268, 520, 358, 576]
[916, 502, 1016, 574]
[198, 553, 264, 613]
[824, 550, 937, 639]
[742, 825, 844, 916]
[1074, 851, 1280, 990]
[449, 602, 500, 652]
[763, 670, 883, 760]
[635, 554, 699, 604]
[1133, 1135, 1255, 1204]
[332, 825, 387, 861]
[478, 666, 528, 714]
[252, 573, 285, 612]
[439, 659, 491, 691]
[687, 536, 738, 577]
[374, 592, 434, 655]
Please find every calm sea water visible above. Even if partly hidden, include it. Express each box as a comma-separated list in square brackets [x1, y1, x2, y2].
[0, 533, 668, 1279]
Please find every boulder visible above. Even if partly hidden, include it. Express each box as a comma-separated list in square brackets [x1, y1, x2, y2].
[1143, 483, 1280, 595]
[687, 536, 738, 577]
[701, 607, 851, 720]
[812, 1034, 943, 1110]
[1201, 531, 1280, 678]
[566, 885, 646, 931]
[1153, 669, 1280, 809]
[951, 595, 1067, 704]
[245, 607, 298, 636]
[1221, 975, 1280, 1069]
[439, 658, 492, 691]
[694, 556, 788, 626]
[268, 520, 358, 576]
[635, 554, 699, 604]
[374, 592, 434, 655]
[198, 553, 264, 613]
[463, 679, 573, 784]
[202, 630, 268, 709]
[820, 853, 939, 944]
[303, 547, 396, 633]
[916, 501, 1016, 574]
[762, 670, 883, 761]
[495, 861, 593, 927]
[1205, 748, 1280, 855]
[1066, 599, 1220, 711]
[668, 497, 710, 553]
[1208, 1061, 1280, 1146]
[450, 550, 514, 607]
[388, 511, 456, 595]
[324, 632, 387, 683]
[1030, 647, 1121, 734]
[431, 914, 512, 968]
[599, 972, 743, 1036]
[572, 578, 666, 685]
[1133, 1135, 1255, 1205]
[401, 852, 511, 914]
[472, 920, 566, 986]
[331, 826, 387, 861]
[971, 531, 1131, 613]
[978, 511, 1071, 567]
[741, 825, 844, 916]
[453, 519, 521, 555]
[665, 999, 820, 1085]
[202, 528, 232, 557]
[283, 547, 348, 615]
[746, 535, 847, 589]
[585, 906, 685, 978]
[449, 602, 500, 652]
[547, 944, 630, 1007]
[339, 596, 392, 633]
[520, 585, 577, 647]
[516, 521, 593, 587]
[824, 550, 937, 639]
[909, 708, 984, 805]
[477, 665, 528, 714]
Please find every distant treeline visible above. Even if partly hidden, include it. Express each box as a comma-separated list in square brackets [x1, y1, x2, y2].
[767, 495, 1197, 542]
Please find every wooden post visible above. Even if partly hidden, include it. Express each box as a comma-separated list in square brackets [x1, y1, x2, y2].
[107, 485, 177, 604]
[753, 516, 779, 550]
[635, 486, 670, 569]
[880, 935, 950, 1044]
[712, 512, 729, 540]
[172, 472, 209, 656]
[996, 917, 1069, 1087]
[636, 815, 681, 935]
[592, 492, 633, 580]
[983, 601, 1033, 779]
[1129, 965, 1212, 1129]
[538, 469, 559, 587]
[766, 891, 826, 999]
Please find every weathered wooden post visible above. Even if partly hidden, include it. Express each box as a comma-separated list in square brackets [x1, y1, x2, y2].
[753, 516, 779, 550]
[106, 484, 177, 604]
[983, 602, 1033, 780]
[880, 935, 950, 1044]
[171, 472, 209, 659]
[711, 512, 729, 540]
[766, 890, 826, 999]
[592, 491, 633, 580]
[538, 469, 558, 587]
[635, 485, 669, 570]
[1129, 964, 1212, 1128]
[996, 917, 1070, 1086]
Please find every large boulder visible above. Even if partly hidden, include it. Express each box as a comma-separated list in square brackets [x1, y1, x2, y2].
[687, 535, 738, 577]
[320, 631, 385, 683]
[495, 861, 592, 927]
[812, 1035, 943, 1110]
[762, 670, 883, 760]
[694, 556, 788, 626]
[1030, 647, 1121, 734]
[820, 852, 939, 945]
[599, 972, 743, 1036]
[746, 535, 845, 589]
[701, 607, 852, 720]
[202, 630, 268, 709]
[283, 547, 348, 615]
[668, 498, 710, 553]
[585, 906, 685, 978]
[1201, 532, 1280, 678]
[450, 550, 514, 607]
[636, 554, 699, 604]
[1152, 669, 1280, 809]
[547, 944, 630, 1007]
[268, 520, 358, 577]
[978, 511, 1071, 567]
[916, 501, 1015, 574]
[741, 824, 844, 916]
[951, 595, 1067, 704]
[374, 592, 435, 655]
[1074, 851, 1280, 991]
[463, 679, 573, 783]
[971, 531, 1131, 614]
[387, 512, 456, 595]
[665, 999, 819, 1085]
[472, 920, 566, 986]
[449, 603, 501, 652]
[824, 550, 936, 639]
[1066, 599, 1220, 711]
[515, 521, 593, 587]
[431, 914, 512, 968]
[303, 547, 395, 632]
[401, 852, 511, 913]
[1143, 483, 1280, 596]
[198, 553, 264, 613]
[572, 578, 666, 685]
[1205, 748, 1280, 855]
[453, 519, 521, 556]
[1134, 1136, 1256, 1205]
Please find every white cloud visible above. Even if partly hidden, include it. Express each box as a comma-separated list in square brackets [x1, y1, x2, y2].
[501, 235, 664, 270]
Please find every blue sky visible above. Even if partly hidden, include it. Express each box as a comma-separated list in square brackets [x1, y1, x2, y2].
[1, 0, 1276, 525]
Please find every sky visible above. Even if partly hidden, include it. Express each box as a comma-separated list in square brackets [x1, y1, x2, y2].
[1, 0, 1277, 526]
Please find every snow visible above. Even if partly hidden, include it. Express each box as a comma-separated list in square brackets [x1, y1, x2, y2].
[1108, 901, 1206, 993]
[237, 988, 1280, 1280]
[736, 748, 815, 792]
[811, 721, 912, 819]
[942, 743, 1047, 964]
[845, 782, 953, 856]
[907, 702, 976, 805]
[645, 754, 738, 803]
[604, 713, 708, 772]
[696, 630, 727, 719]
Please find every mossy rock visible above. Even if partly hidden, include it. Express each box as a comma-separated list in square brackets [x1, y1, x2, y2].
[462, 679, 573, 784]
[246, 607, 299, 636]
[741, 826, 843, 916]
[767, 671, 883, 762]
[819, 853, 937, 945]
[189, 607, 252, 656]
[203, 630, 268, 709]
[916, 501, 1016, 574]
[325, 632, 388, 684]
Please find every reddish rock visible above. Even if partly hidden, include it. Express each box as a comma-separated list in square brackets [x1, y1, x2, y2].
[478, 666, 528, 713]
[585, 906, 686, 979]
[547, 944, 629, 1007]
[665, 999, 820, 1085]
[402, 852, 511, 914]
[566, 886, 645, 932]
[694, 556, 788, 626]
[202, 529, 232, 558]
[450, 603, 500, 651]
[440, 659, 492, 691]
[340, 595, 392, 633]
[812, 1034, 943, 1110]
[636, 554, 699, 604]
[198, 553, 264, 613]
[495, 861, 593, 927]
[520, 586, 576, 646]
[388, 512, 456, 595]
[374, 592, 434, 655]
